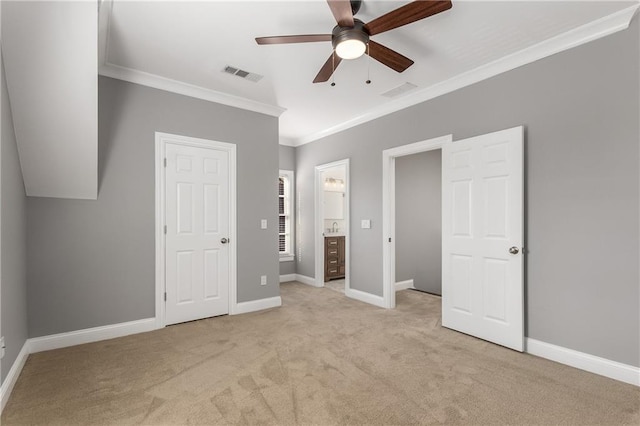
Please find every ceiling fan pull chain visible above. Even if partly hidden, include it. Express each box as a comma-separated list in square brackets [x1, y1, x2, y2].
[331, 51, 336, 87]
[366, 43, 371, 85]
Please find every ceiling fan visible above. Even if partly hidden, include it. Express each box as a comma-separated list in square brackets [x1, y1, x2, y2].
[255, 0, 452, 84]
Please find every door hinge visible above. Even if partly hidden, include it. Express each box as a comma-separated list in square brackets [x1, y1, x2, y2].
[164, 292, 167, 302]
[164, 225, 167, 234]
[164, 158, 167, 167]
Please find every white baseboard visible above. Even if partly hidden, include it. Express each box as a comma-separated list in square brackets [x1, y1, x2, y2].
[279, 274, 296, 283]
[0, 341, 30, 414]
[345, 288, 386, 308]
[295, 274, 321, 287]
[526, 338, 639, 387]
[235, 296, 282, 314]
[28, 318, 157, 354]
[395, 279, 415, 291]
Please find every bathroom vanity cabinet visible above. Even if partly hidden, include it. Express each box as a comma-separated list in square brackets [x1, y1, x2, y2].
[324, 236, 345, 281]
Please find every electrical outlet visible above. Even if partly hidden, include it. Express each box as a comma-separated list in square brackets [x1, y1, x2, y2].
[260, 275, 267, 286]
[0, 336, 5, 360]
[361, 219, 371, 229]
[261, 219, 268, 229]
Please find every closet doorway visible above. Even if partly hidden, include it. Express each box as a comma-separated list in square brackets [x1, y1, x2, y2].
[382, 128, 525, 351]
[382, 135, 452, 309]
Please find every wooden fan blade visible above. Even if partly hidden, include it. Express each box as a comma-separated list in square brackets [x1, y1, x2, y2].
[327, 0, 354, 27]
[365, 0, 452, 36]
[367, 40, 414, 73]
[313, 52, 342, 83]
[256, 34, 332, 45]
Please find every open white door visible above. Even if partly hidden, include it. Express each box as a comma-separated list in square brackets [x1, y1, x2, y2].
[164, 142, 230, 325]
[442, 126, 524, 351]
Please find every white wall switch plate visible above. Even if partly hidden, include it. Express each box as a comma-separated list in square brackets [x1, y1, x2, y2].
[261, 219, 268, 229]
[260, 275, 267, 286]
[361, 219, 371, 229]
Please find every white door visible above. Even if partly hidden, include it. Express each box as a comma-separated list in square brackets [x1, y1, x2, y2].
[165, 142, 230, 325]
[442, 126, 524, 351]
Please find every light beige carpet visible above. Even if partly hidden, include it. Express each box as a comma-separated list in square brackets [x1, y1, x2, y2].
[3, 282, 639, 425]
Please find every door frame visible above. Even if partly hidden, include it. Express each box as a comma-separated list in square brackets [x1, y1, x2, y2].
[314, 158, 350, 289]
[155, 132, 237, 329]
[381, 134, 452, 309]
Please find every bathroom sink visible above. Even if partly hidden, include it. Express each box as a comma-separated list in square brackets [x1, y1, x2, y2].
[324, 232, 344, 237]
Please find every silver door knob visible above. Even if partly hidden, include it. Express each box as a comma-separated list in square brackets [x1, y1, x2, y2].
[509, 246, 519, 255]
[220, 238, 228, 244]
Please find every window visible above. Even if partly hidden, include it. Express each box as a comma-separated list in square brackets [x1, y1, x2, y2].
[279, 170, 294, 261]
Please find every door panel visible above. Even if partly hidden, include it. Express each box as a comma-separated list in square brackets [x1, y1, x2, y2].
[165, 143, 230, 325]
[442, 126, 524, 351]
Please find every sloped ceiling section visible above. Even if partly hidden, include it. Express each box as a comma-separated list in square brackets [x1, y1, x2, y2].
[2, 1, 97, 199]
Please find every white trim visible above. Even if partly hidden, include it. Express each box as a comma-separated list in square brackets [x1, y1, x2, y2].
[234, 296, 282, 315]
[279, 274, 296, 283]
[382, 135, 452, 309]
[279, 137, 297, 147]
[99, 63, 286, 118]
[294, 274, 321, 287]
[314, 159, 350, 290]
[155, 132, 238, 324]
[395, 279, 415, 291]
[279, 256, 294, 262]
[0, 342, 29, 414]
[28, 318, 157, 354]
[292, 5, 639, 147]
[526, 338, 640, 387]
[345, 288, 386, 309]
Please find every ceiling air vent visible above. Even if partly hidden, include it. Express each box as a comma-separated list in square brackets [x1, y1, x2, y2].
[222, 65, 263, 83]
[381, 82, 417, 98]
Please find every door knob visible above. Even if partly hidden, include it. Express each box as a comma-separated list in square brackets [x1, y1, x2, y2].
[220, 238, 228, 244]
[509, 246, 519, 255]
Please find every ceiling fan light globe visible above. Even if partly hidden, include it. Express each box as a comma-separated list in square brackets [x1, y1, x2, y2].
[336, 39, 366, 60]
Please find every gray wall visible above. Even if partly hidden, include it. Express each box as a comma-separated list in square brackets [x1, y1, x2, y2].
[279, 145, 296, 276]
[26, 77, 280, 337]
[395, 150, 441, 295]
[296, 20, 639, 366]
[1, 56, 28, 383]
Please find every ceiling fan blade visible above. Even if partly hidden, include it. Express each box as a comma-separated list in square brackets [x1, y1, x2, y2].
[313, 52, 342, 83]
[367, 40, 414, 73]
[327, 0, 354, 27]
[255, 34, 332, 45]
[365, 0, 452, 36]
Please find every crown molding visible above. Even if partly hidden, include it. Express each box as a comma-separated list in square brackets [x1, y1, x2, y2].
[292, 4, 640, 147]
[99, 63, 286, 117]
[97, 0, 285, 118]
[279, 136, 298, 147]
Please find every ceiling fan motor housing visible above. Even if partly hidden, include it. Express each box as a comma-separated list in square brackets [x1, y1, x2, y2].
[331, 19, 370, 50]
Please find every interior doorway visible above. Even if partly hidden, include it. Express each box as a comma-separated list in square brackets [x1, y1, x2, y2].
[382, 128, 525, 352]
[315, 159, 350, 291]
[395, 150, 442, 296]
[382, 135, 452, 309]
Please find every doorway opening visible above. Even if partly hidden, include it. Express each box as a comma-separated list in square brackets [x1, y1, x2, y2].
[382, 135, 452, 309]
[315, 159, 350, 292]
[395, 149, 443, 300]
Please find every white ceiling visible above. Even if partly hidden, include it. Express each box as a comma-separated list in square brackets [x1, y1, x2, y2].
[102, 1, 637, 145]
